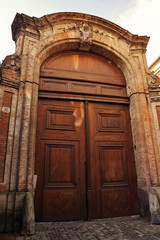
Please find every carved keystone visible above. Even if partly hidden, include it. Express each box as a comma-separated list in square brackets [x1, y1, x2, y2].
[77, 22, 93, 51]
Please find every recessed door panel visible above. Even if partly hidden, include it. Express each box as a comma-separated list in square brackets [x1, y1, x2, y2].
[99, 144, 128, 185]
[35, 100, 86, 221]
[88, 102, 138, 219]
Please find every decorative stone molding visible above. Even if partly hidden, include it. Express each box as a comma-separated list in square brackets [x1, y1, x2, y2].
[11, 12, 150, 52]
[1, 106, 11, 114]
[12, 13, 40, 42]
[9, 55, 21, 72]
[77, 22, 93, 51]
[0, 55, 21, 89]
[147, 71, 160, 87]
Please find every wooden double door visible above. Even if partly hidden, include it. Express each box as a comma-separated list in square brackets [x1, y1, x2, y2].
[35, 99, 138, 221]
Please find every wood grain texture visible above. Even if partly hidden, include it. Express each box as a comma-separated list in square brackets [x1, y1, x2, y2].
[35, 100, 86, 221]
[35, 51, 138, 221]
[88, 102, 138, 219]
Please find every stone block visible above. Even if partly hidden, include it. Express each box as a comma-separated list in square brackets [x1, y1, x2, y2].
[21, 192, 35, 235]
[0, 192, 7, 232]
[5, 192, 15, 232]
[138, 187, 150, 219]
[14, 192, 26, 232]
[149, 187, 160, 224]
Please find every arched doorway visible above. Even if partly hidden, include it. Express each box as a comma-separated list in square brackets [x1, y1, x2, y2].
[35, 51, 138, 221]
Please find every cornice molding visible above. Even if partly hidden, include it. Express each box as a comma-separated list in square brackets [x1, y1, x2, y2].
[12, 13, 40, 42]
[11, 12, 149, 49]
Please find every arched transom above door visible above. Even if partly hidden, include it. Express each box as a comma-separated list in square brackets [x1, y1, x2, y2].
[40, 51, 128, 103]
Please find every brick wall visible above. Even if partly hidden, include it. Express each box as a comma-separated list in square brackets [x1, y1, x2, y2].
[0, 91, 13, 183]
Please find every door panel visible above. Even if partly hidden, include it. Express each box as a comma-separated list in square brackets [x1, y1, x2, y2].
[90, 103, 128, 141]
[100, 189, 132, 218]
[35, 100, 138, 221]
[43, 140, 81, 221]
[96, 142, 132, 218]
[35, 100, 86, 221]
[98, 144, 128, 185]
[88, 102, 138, 219]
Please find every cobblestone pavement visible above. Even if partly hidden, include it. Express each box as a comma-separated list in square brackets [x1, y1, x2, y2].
[15, 216, 160, 240]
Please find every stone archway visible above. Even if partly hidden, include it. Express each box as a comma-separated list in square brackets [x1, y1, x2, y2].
[1, 12, 160, 233]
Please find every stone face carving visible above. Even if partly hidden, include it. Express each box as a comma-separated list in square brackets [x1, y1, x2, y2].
[77, 22, 93, 51]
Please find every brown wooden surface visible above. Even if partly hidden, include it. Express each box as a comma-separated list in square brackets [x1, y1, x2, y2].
[35, 51, 138, 221]
[41, 51, 125, 86]
[35, 100, 86, 221]
[40, 52, 126, 94]
[35, 100, 138, 221]
[39, 91, 129, 104]
[40, 77, 127, 97]
[87, 102, 138, 219]
[40, 51, 128, 104]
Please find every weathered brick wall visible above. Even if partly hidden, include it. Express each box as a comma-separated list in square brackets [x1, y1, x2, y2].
[0, 91, 13, 183]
